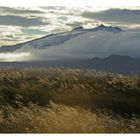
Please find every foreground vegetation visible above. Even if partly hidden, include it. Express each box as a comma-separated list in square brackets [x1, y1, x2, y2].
[0, 68, 140, 133]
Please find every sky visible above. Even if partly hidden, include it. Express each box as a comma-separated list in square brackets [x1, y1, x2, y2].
[0, 6, 140, 46]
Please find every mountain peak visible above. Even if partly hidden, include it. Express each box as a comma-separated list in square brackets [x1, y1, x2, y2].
[106, 54, 132, 60]
[95, 24, 124, 33]
[71, 24, 124, 33]
[99, 24, 106, 28]
[72, 26, 84, 31]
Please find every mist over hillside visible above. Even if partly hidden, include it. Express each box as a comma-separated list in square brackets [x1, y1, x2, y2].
[0, 25, 140, 62]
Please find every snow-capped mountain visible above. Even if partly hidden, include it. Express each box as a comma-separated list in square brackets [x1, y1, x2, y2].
[0, 24, 124, 53]
[0, 24, 140, 61]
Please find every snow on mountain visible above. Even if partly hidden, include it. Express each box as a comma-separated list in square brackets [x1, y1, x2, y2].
[0, 30, 85, 52]
[86, 24, 124, 33]
[0, 24, 124, 52]
[0, 24, 140, 61]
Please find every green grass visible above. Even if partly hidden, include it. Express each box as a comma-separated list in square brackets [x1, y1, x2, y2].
[0, 68, 140, 133]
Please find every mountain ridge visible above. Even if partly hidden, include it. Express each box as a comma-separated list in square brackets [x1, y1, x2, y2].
[0, 24, 124, 53]
[0, 54, 139, 74]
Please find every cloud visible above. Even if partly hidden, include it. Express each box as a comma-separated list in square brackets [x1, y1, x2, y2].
[66, 22, 83, 28]
[21, 28, 47, 35]
[0, 15, 47, 27]
[82, 9, 140, 24]
[1, 6, 140, 46]
[0, 7, 106, 46]
[0, 7, 45, 15]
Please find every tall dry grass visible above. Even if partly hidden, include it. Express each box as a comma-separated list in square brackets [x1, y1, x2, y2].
[0, 68, 139, 132]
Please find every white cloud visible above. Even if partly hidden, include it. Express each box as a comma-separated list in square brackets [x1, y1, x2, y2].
[82, 9, 140, 24]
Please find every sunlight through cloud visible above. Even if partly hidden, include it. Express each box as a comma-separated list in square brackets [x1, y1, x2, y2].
[0, 52, 31, 61]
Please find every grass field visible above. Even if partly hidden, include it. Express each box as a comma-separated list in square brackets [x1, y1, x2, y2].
[0, 68, 140, 133]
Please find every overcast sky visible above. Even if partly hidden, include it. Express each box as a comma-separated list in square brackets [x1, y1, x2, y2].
[0, 6, 140, 46]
